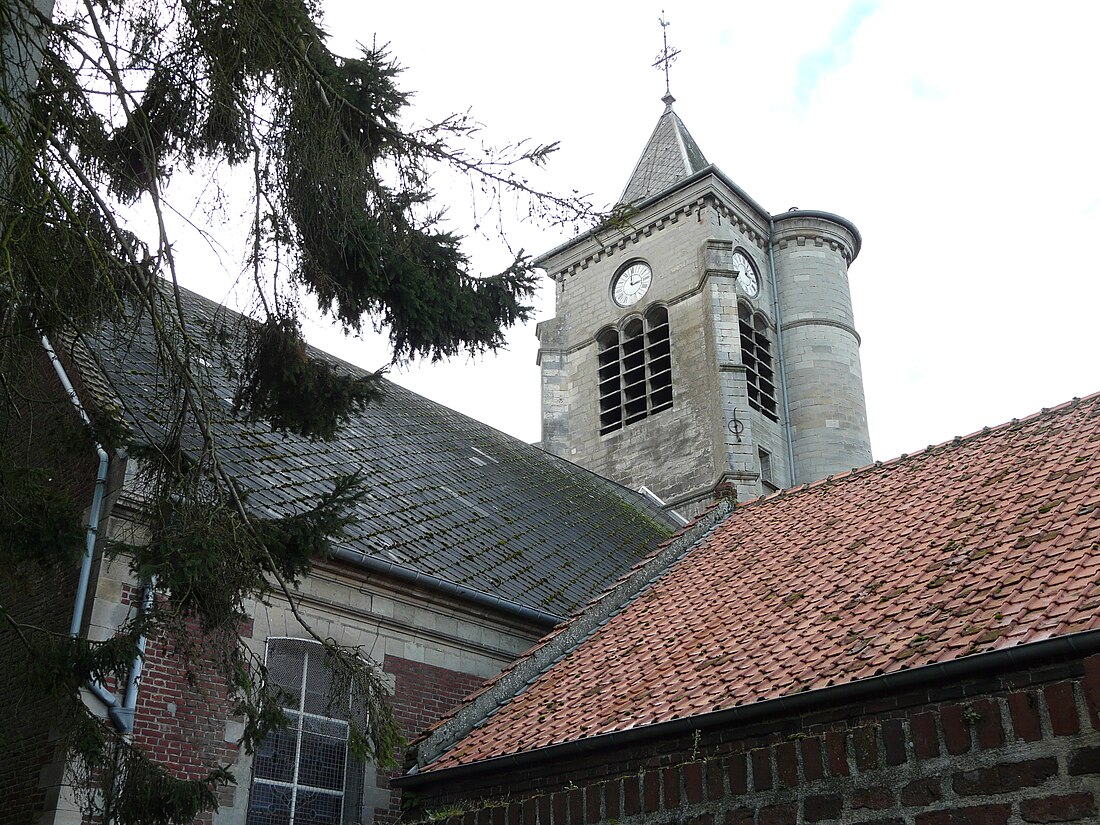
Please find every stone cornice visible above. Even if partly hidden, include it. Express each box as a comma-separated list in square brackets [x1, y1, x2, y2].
[552, 197, 707, 282]
[772, 212, 860, 265]
[538, 172, 772, 281]
[783, 317, 862, 346]
[282, 567, 530, 663]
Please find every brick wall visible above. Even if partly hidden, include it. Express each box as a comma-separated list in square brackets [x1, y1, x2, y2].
[385, 655, 486, 740]
[0, 345, 100, 825]
[127, 596, 243, 783]
[0, 568, 82, 825]
[406, 653, 1100, 825]
[376, 655, 487, 823]
[94, 595, 247, 825]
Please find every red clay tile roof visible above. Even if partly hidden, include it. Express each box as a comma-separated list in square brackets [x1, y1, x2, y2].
[421, 393, 1100, 771]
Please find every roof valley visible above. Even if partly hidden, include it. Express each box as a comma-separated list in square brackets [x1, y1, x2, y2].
[413, 500, 735, 769]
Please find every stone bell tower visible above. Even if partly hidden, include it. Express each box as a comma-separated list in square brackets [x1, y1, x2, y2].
[535, 96, 872, 517]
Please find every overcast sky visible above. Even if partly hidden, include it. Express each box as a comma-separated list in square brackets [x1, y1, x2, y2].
[180, 1, 1100, 464]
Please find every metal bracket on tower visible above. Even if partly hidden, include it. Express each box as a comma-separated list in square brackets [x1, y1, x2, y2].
[728, 409, 744, 443]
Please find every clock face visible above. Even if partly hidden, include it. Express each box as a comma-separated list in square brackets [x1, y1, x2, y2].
[733, 251, 759, 298]
[612, 262, 653, 307]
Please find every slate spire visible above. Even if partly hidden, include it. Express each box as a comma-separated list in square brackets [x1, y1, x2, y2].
[618, 95, 709, 206]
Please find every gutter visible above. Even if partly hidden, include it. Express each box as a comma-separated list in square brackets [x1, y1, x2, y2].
[41, 334, 145, 734]
[395, 627, 1100, 789]
[329, 548, 564, 628]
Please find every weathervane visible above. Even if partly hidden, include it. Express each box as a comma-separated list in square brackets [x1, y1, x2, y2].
[653, 12, 681, 98]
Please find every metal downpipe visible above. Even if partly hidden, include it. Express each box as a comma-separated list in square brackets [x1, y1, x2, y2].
[40, 335, 109, 638]
[767, 218, 797, 487]
[41, 334, 143, 733]
[116, 579, 156, 732]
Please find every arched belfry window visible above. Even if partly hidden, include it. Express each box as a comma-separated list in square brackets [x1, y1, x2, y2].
[246, 638, 365, 825]
[597, 328, 622, 434]
[645, 305, 673, 412]
[598, 306, 674, 435]
[739, 302, 778, 422]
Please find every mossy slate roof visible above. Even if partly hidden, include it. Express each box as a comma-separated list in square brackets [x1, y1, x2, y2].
[85, 287, 677, 618]
[419, 393, 1100, 770]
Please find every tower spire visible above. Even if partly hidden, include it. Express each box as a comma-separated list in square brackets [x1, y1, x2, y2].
[653, 12, 681, 101]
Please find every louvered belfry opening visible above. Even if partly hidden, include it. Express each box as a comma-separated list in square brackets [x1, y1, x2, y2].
[598, 306, 674, 435]
[739, 302, 779, 422]
[597, 328, 623, 434]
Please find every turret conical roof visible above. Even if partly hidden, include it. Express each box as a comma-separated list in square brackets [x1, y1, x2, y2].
[619, 94, 709, 206]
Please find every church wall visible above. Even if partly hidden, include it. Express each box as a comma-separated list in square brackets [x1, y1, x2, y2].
[40, 499, 545, 825]
[704, 233, 791, 499]
[404, 652, 1100, 825]
[539, 199, 729, 511]
[538, 184, 802, 513]
[0, 345, 119, 825]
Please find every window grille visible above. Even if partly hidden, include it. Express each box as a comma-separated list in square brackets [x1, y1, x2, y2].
[247, 639, 364, 825]
[739, 303, 778, 422]
[598, 306, 674, 435]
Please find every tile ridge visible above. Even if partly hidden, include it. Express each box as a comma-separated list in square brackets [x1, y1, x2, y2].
[731, 392, 1099, 510]
[407, 499, 735, 773]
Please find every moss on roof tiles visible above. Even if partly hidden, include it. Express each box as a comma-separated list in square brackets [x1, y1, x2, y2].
[421, 393, 1100, 771]
[87, 285, 678, 617]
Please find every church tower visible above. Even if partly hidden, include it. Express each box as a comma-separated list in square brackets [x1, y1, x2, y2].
[535, 96, 872, 517]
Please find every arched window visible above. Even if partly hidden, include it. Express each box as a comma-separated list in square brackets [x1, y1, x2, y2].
[739, 302, 778, 422]
[247, 638, 365, 825]
[598, 307, 674, 435]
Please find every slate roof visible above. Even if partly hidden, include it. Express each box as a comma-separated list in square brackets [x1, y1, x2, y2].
[619, 95, 709, 206]
[415, 393, 1100, 771]
[80, 286, 677, 618]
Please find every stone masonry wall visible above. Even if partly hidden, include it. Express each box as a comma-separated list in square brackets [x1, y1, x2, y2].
[538, 186, 784, 512]
[538, 201, 722, 508]
[773, 215, 872, 484]
[407, 654, 1100, 825]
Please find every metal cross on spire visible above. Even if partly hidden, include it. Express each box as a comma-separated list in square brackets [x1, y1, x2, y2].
[652, 12, 681, 100]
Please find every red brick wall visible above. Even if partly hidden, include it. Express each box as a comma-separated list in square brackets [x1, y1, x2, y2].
[100, 590, 246, 824]
[0, 346, 99, 824]
[385, 656, 487, 741]
[375, 656, 487, 823]
[129, 622, 242, 783]
[0, 567, 82, 825]
[407, 653, 1100, 825]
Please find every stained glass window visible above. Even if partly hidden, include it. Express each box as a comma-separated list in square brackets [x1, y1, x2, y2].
[247, 639, 364, 825]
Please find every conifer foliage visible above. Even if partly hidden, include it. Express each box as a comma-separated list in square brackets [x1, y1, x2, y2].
[0, 0, 592, 820]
